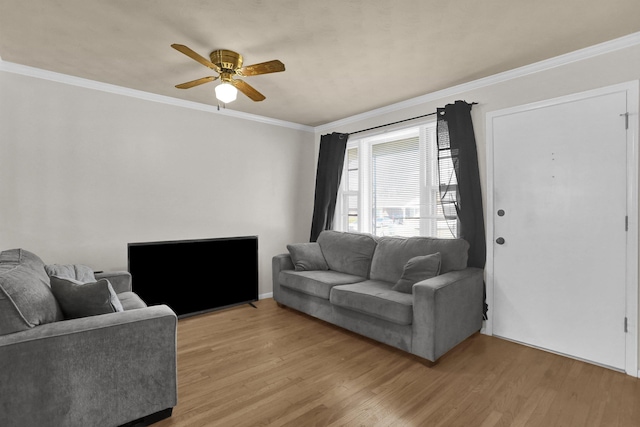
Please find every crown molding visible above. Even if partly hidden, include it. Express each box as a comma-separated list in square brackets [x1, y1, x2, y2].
[0, 60, 314, 133]
[315, 31, 640, 134]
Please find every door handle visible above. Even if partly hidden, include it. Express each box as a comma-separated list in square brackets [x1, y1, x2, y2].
[496, 237, 505, 245]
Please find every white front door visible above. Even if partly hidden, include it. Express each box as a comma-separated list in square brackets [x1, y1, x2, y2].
[487, 83, 638, 372]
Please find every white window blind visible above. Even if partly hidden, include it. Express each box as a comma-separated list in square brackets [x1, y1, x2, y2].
[336, 123, 456, 238]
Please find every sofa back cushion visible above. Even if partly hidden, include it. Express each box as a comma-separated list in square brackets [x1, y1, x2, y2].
[370, 236, 469, 283]
[44, 264, 96, 283]
[0, 249, 63, 335]
[317, 231, 377, 278]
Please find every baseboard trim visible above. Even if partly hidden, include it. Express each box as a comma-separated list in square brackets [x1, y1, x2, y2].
[259, 292, 273, 300]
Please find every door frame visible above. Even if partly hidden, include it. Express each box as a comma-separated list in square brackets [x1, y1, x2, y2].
[485, 81, 639, 376]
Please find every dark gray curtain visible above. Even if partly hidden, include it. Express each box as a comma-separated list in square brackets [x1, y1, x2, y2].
[310, 132, 349, 242]
[437, 101, 487, 317]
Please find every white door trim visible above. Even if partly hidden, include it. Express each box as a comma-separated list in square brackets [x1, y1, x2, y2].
[484, 81, 639, 376]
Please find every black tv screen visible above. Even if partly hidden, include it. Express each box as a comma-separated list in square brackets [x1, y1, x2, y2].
[128, 236, 258, 317]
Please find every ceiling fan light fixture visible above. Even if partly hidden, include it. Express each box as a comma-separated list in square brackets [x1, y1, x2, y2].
[172, 44, 284, 102]
[215, 82, 237, 103]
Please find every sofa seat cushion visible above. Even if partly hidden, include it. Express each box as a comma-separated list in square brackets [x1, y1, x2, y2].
[280, 270, 365, 300]
[330, 280, 414, 326]
[0, 249, 63, 335]
[117, 291, 148, 311]
[317, 231, 377, 278]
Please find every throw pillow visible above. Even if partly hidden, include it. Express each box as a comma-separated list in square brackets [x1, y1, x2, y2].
[392, 252, 442, 294]
[45, 264, 96, 283]
[50, 276, 124, 319]
[287, 243, 329, 271]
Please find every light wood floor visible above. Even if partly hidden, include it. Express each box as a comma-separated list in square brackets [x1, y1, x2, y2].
[154, 298, 640, 427]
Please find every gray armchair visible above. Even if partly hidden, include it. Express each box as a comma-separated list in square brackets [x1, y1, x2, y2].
[0, 249, 177, 427]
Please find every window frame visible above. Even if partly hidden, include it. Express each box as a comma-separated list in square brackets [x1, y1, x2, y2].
[335, 120, 456, 238]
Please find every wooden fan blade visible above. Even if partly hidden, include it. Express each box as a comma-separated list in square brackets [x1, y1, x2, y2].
[171, 44, 221, 72]
[175, 76, 218, 89]
[230, 79, 266, 102]
[237, 60, 285, 77]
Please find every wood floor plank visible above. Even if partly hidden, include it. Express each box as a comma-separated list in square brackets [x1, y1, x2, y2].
[153, 299, 640, 427]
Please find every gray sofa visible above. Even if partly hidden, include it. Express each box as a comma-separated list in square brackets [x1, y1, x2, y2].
[0, 248, 177, 427]
[272, 231, 484, 362]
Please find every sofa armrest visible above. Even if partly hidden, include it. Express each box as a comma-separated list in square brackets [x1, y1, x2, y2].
[95, 270, 132, 293]
[412, 267, 484, 362]
[0, 305, 177, 427]
[272, 253, 294, 302]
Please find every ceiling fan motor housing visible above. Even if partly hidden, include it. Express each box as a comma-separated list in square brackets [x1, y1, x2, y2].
[210, 50, 243, 72]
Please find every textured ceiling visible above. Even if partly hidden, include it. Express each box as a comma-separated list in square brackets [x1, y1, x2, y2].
[1, 0, 640, 127]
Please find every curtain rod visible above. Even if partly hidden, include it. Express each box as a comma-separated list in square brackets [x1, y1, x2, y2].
[348, 102, 477, 136]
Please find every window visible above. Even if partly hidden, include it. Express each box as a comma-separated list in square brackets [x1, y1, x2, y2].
[335, 122, 457, 238]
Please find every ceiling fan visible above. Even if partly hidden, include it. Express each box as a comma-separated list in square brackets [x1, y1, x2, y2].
[171, 44, 285, 104]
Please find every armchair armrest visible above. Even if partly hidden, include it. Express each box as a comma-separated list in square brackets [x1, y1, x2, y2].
[272, 253, 294, 301]
[95, 270, 132, 293]
[272, 253, 294, 272]
[411, 267, 484, 361]
[0, 306, 177, 427]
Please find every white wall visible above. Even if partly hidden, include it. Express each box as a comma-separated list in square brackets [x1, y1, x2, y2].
[0, 71, 316, 297]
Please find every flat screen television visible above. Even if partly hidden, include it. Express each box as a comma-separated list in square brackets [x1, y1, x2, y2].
[128, 236, 258, 318]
